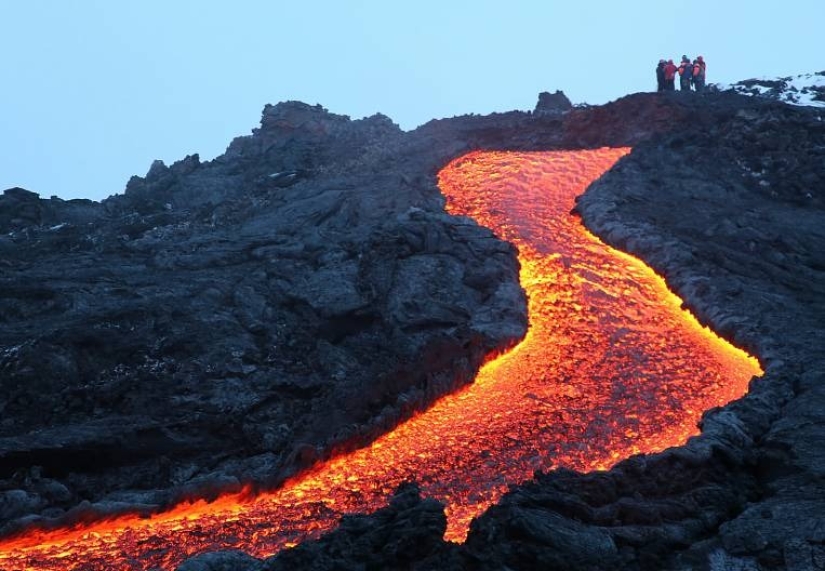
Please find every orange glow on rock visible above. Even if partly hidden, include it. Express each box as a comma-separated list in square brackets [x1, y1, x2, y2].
[0, 149, 762, 570]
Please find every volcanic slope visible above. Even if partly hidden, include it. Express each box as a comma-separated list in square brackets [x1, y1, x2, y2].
[0, 148, 763, 570]
[1, 89, 824, 570]
[0, 101, 528, 536]
[220, 92, 824, 570]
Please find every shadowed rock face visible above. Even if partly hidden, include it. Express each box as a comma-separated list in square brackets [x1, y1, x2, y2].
[2, 91, 825, 570]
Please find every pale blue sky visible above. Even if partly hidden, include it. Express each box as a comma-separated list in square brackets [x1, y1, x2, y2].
[2, 1, 822, 201]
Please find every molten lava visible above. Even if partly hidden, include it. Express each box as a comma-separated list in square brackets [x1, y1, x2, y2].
[0, 149, 762, 570]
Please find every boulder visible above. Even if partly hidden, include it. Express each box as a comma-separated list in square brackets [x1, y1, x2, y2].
[534, 90, 573, 115]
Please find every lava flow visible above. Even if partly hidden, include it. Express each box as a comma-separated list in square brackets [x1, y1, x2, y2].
[0, 149, 762, 571]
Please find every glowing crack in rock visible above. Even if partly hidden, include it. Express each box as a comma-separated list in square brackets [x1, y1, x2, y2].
[0, 148, 762, 570]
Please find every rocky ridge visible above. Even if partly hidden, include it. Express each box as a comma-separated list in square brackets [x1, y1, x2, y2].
[1, 89, 824, 570]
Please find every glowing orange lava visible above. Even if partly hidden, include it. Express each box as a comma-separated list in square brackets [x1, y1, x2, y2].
[0, 149, 762, 570]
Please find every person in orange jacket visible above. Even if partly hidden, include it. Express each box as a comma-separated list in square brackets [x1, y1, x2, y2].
[692, 56, 707, 92]
[663, 59, 678, 91]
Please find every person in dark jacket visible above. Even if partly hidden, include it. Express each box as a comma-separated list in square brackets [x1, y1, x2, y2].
[663, 59, 678, 91]
[656, 59, 666, 92]
[677, 55, 694, 91]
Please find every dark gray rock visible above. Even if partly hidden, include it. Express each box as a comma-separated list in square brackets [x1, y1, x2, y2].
[0, 490, 43, 521]
[0, 186, 102, 234]
[261, 483, 447, 571]
[535, 90, 573, 115]
[221, 92, 825, 570]
[176, 549, 260, 571]
[0, 101, 527, 537]
[4, 89, 825, 571]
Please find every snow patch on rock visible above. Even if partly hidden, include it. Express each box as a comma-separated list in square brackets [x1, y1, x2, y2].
[715, 71, 825, 108]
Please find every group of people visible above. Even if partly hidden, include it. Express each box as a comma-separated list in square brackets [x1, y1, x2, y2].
[656, 55, 706, 92]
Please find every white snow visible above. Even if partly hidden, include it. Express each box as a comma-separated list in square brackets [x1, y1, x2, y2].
[1, 344, 22, 358]
[714, 72, 825, 108]
[785, 73, 825, 106]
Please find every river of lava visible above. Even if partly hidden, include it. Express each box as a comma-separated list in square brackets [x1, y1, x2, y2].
[0, 148, 762, 570]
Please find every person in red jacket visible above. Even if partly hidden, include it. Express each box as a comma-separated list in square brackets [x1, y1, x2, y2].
[663, 59, 678, 91]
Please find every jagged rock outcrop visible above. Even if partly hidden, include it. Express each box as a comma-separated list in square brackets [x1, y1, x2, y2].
[534, 90, 573, 115]
[0, 187, 101, 236]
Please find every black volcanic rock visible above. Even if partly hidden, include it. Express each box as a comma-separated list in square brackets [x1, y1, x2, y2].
[177, 549, 261, 571]
[260, 483, 449, 571]
[0, 187, 102, 235]
[0, 102, 527, 532]
[4, 88, 825, 571]
[534, 90, 573, 115]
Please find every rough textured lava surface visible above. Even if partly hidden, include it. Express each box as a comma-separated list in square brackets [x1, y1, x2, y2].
[1, 90, 824, 570]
